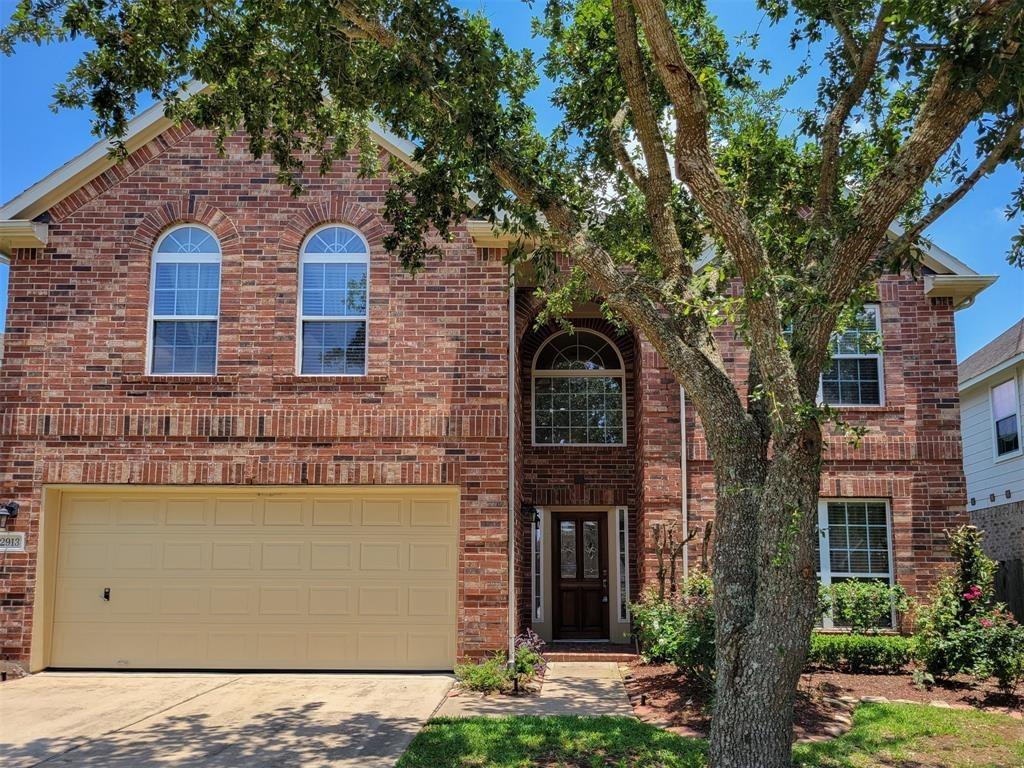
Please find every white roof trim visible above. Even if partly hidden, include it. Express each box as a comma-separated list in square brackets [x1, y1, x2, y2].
[0, 220, 49, 255]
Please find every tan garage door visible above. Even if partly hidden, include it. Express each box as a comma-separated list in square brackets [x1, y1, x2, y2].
[50, 487, 458, 670]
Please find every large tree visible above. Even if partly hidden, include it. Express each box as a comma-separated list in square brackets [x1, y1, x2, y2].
[4, 1, 1022, 765]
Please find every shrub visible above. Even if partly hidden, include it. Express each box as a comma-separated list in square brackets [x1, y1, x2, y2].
[630, 571, 715, 689]
[914, 525, 1024, 692]
[455, 631, 547, 694]
[455, 652, 511, 693]
[819, 581, 911, 634]
[808, 631, 913, 672]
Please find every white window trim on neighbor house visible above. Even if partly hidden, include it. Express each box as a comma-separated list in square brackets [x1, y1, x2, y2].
[990, 376, 1022, 462]
[817, 498, 896, 630]
[531, 329, 628, 447]
[146, 224, 222, 376]
[295, 224, 371, 377]
[819, 303, 886, 408]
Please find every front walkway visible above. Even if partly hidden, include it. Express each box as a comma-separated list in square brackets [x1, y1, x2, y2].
[437, 661, 632, 717]
[0, 671, 453, 768]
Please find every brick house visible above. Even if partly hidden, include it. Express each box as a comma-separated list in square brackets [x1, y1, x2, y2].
[0, 103, 996, 672]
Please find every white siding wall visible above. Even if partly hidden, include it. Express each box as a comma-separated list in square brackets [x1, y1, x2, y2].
[962, 362, 1024, 512]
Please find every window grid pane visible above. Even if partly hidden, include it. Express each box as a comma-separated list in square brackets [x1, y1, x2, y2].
[825, 502, 890, 578]
[151, 321, 218, 374]
[153, 262, 220, 318]
[821, 306, 881, 406]
[300, 320, 367, 375]
[534, 375, 624, 444]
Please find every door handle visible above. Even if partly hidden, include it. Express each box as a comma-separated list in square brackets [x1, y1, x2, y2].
[103, 587, 110, 601]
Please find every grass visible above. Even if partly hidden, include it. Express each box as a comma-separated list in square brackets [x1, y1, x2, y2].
[398, 703, 1023, 768]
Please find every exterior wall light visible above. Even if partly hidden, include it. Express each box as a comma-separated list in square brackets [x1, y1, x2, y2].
[0, 501, 19, 530]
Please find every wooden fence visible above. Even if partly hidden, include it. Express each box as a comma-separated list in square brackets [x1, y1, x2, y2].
[994, 559, 1023, 622]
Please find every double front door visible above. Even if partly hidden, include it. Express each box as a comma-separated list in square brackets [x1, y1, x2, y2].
[552, 511, 609, 640]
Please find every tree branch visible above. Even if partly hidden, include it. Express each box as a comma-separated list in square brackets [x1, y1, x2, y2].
[610, 0, 687, 284]
[812, 4, 889, 226]
[332, 0, 754, 445]
[886, 114, 1024, 256]
[631, 0, 803, 430]
[829, 6, 862, 67]
[609, 103, 648, 190]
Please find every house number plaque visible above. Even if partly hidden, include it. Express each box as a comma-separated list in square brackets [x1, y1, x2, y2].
[0, 532, 26, 551]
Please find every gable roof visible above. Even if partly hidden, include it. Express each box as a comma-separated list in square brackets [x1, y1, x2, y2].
[958, 318, 1024, 389]
[0, 94, 999, 303]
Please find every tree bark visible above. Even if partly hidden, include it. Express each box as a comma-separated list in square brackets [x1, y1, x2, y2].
[707, 426, 824, 768]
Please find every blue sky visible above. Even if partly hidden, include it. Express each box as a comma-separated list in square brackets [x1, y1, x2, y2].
[1, 0, 1020, 358]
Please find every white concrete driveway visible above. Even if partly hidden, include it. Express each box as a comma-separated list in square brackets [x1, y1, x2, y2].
[0, 672, 453, 767]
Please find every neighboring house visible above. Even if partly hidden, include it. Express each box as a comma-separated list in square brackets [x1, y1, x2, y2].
[0, 102, 996, 673]
[959, 319, 1024, 564]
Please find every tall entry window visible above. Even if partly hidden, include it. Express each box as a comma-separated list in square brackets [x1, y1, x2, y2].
[532, 330, 626, 445]
[149, 225, 221, 375]
[298, 225, 369, 375]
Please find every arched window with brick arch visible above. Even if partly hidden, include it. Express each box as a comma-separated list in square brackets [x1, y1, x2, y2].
[148, 224, 222, 375]
[532, 329, 626, 445]
[297, 224, 370, 375]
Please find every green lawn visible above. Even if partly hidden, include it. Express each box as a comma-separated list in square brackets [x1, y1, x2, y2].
[397, 703, 1023, 768]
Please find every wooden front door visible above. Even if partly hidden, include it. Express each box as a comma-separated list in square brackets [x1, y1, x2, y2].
[552, 511, 609, 639]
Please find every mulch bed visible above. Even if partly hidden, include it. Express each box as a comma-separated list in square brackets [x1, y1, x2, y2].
[623, 661, 1022, 742]
[801, 668, 1022, 716]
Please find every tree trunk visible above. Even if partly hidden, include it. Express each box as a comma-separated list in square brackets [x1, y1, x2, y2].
[708, 426, 823, 768]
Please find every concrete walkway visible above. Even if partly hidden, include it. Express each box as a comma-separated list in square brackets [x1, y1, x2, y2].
[436, 661, 632, 717]
[0, 672, 453, 768]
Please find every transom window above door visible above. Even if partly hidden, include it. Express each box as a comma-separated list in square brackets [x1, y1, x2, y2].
[149, 225, 221, 375]
[298, 225, 369, 376]
[532, 330, 626, 445]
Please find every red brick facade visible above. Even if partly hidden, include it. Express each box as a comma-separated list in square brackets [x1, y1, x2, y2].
[0, 127, 510, 665]
[0, 121, 968, 667]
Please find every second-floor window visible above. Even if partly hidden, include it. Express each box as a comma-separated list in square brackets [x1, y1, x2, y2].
[992, 377, 1021, 458]
[821, 304, 883, 406]
[149, 225, 221, 375]
[532, 330, 626, 445]
[298, 225, 369, 376]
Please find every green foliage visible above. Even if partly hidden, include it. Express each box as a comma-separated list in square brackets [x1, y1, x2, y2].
[454, 652, 512, 693]
[914, 526, 1024, 692]
[630, 572, 716, 689]
[807, 631, 912, 673]
[454, 632, 547, 693]
[818, 580, 911, 634]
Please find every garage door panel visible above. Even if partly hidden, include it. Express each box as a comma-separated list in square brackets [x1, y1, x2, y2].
[51, 487, 458, 670]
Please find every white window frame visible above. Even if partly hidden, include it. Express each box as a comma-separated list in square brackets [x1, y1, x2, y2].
[146, 224, 221, 376]
[531, 508, 544, 622]
[531, 329, 628, 447]
[296, 224, 371, 377]
[817, 498, 896, 630]
[818, 303, 885, 407]
[615, 506, 630, 623]
[990, 376, 1022, 462]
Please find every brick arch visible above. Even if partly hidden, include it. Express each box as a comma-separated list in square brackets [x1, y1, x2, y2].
[128, 196, 241, 258]
[279, 196, 388, 253]
[520, 316, 637, 374]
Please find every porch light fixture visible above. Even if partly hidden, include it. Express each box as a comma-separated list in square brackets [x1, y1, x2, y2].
[0, 501, 19, 530]
[521, 504, 539, 524]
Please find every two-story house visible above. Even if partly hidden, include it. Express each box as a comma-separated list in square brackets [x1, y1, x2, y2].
[959, 319, 1024, 609]
[0, 101, 996, 672]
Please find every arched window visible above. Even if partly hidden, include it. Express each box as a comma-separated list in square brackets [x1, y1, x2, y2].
[149, 225, 221, 374]
[298, 225, 369, 375]
[532, 330, 626, 445]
